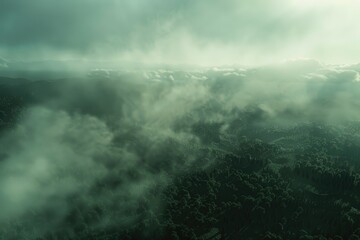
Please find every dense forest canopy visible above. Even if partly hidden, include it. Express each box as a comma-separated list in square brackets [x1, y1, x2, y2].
[1, 60, 360, 239]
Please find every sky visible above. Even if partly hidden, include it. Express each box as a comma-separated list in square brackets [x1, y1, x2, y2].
[0, 0, 360, 66]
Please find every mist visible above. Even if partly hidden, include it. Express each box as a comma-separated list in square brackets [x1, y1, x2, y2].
[2, 0, 360, 239]
[1, 58, 360, 238]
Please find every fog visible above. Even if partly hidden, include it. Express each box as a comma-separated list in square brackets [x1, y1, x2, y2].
[1, 59, 360, 238]
[1, 0, 360, 239]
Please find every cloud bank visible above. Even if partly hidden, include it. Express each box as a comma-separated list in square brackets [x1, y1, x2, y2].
[1, 0, 360, 65]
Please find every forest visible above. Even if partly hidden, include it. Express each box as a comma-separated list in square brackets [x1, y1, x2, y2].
[1, 60, 360, 239]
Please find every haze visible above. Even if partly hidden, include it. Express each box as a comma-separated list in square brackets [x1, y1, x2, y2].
[1, 0, 360, 66]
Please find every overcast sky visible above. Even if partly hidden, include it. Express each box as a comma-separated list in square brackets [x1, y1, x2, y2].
[1, 0, 360, 66]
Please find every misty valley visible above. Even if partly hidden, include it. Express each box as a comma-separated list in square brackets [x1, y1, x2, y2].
[1, 60, 360, 239]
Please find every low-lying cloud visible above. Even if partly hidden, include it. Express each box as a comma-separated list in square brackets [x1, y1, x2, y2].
[1, 59, 360, 238]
